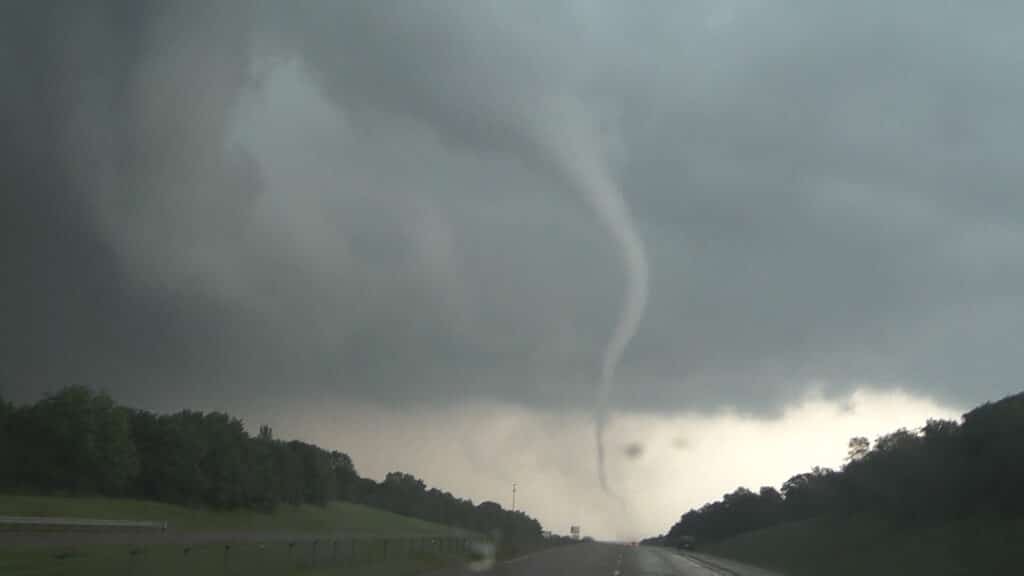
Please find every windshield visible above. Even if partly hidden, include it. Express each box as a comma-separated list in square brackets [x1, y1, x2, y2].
[2, 2, 1022, 576]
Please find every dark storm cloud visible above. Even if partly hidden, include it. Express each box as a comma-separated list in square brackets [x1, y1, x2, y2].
[4, 1, 1024, 415]
[1, 0, 266, 410]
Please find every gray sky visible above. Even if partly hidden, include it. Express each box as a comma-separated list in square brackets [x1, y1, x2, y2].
[3, 0, 1023, 538]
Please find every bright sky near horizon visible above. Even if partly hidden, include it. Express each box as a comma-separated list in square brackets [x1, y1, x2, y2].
[259, 388, 960, 540]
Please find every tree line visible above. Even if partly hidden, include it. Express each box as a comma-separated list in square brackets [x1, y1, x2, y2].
[654, 391, 1024, 546]
[0, 386, 543, 543]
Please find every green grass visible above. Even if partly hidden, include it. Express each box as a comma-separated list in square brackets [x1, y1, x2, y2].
[0, 494, 463, 536]
[701, 514, 1024, 576]
[0, 494, 477, 575]
[0, 542, 463, 576]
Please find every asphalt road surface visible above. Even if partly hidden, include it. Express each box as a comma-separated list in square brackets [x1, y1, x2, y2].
[434, 542, 780, 576]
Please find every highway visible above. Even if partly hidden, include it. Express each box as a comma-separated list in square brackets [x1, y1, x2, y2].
[434, 542, 781, 576]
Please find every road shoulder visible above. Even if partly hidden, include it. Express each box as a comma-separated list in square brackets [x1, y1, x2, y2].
[663, 547, 784, 576]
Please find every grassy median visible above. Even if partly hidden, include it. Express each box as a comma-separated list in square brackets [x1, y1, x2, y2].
[0, 541, 463, 576]
[0, 494, 465, 536]
[0, 494, 477, 575]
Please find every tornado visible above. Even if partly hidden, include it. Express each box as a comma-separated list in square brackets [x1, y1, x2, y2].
[543, 116, 650, 493]
[588, 176, 649, 493]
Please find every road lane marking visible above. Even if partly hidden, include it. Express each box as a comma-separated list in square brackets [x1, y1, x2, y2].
[503, 549, 550, 565]
[678, 553, 734, 576]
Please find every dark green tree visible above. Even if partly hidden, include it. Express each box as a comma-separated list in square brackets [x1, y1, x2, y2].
[13, 387, 137, 494]
[847, 436, 870, 462]
[0, 395, 12, 490]
[4, 385, 551, 542]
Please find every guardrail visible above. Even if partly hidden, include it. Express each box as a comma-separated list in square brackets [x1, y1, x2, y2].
[0, 534, 483, 575]
[0, 515, 168, 532]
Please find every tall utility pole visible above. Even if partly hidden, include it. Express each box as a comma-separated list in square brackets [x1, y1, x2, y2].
[512, 483, 517, 511]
